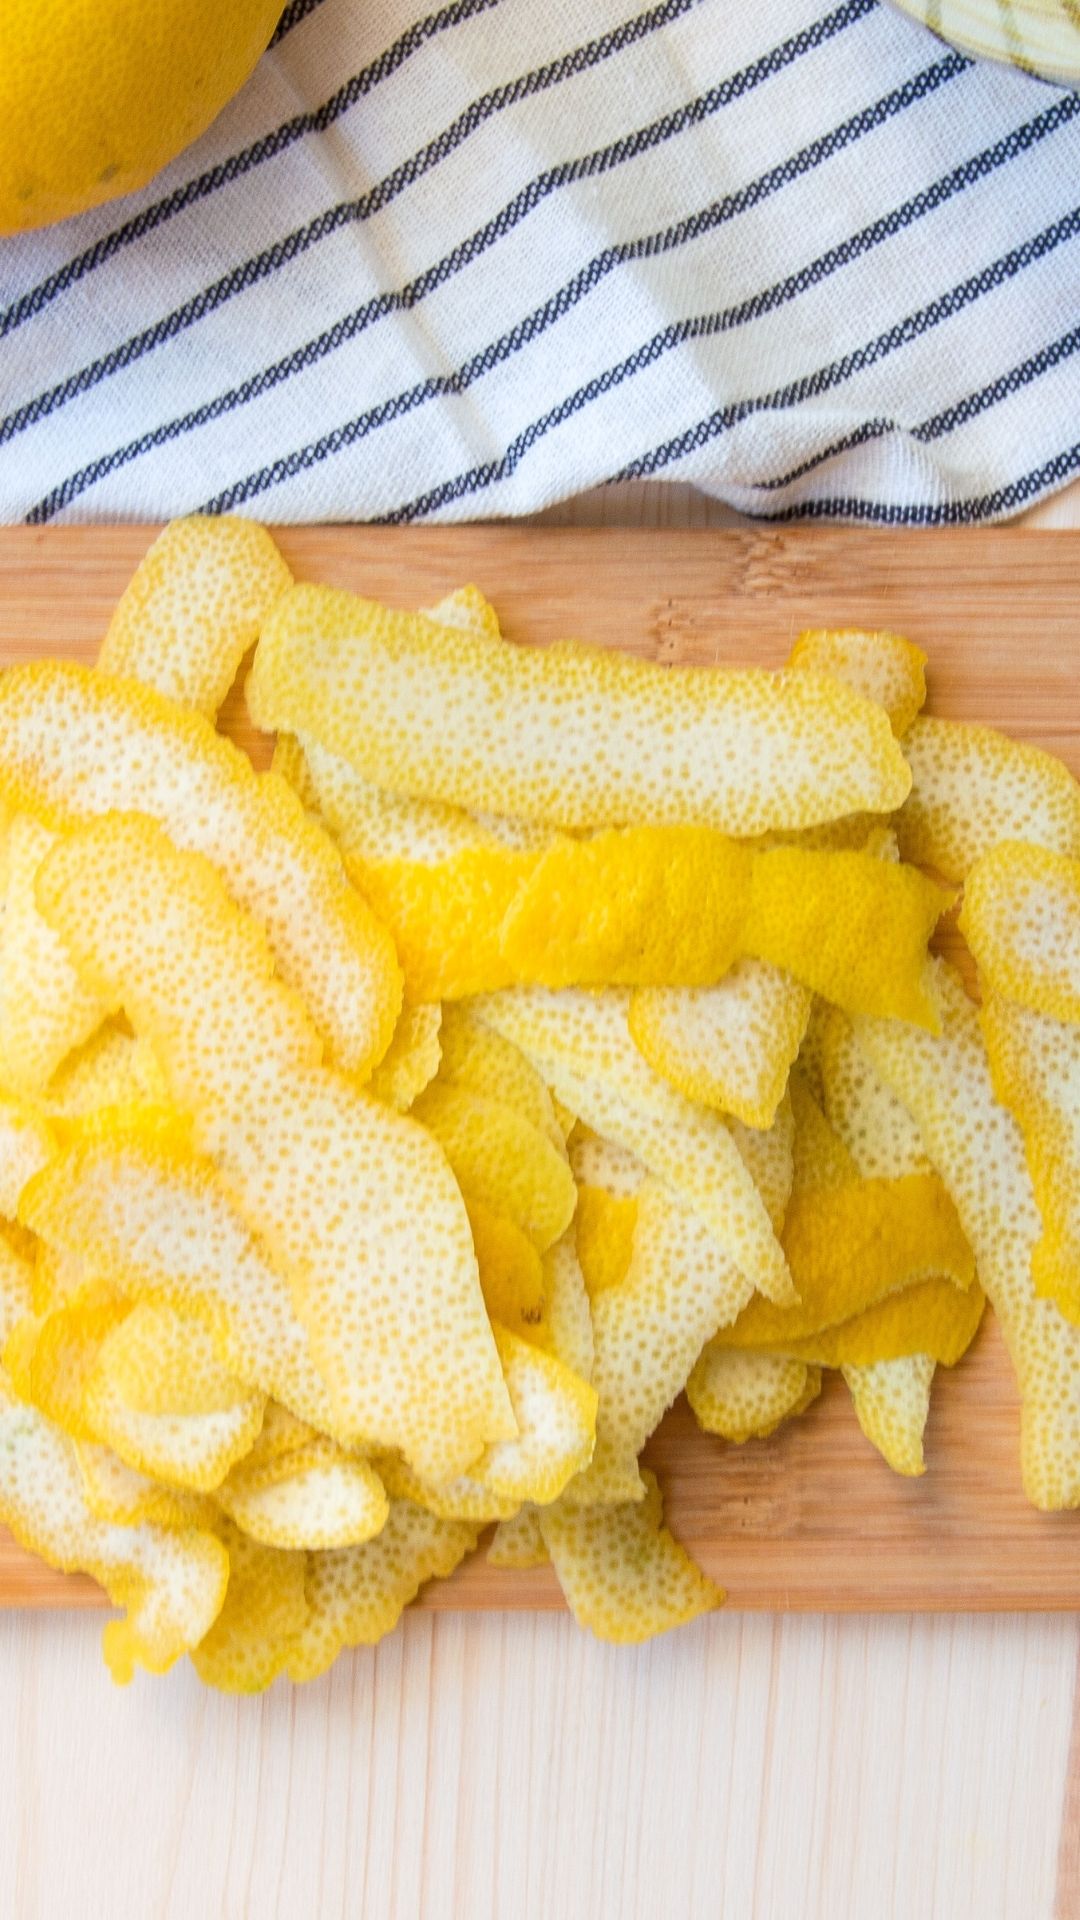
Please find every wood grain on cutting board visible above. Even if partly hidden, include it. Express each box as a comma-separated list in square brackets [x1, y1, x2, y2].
[0, 522, 1078, 1613]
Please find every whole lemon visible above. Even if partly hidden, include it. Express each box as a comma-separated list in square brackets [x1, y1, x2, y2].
[0, 0, 286, 236]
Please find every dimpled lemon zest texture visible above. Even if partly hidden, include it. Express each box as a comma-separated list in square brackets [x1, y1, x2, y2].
[897, 717, 1080, 881]
[574, 1186, 639, 1300]
[962, 841, 1080, 1021]
[467, 1200, 547, 1331]
[98, 517, 293, 721]
[22, 1139, 340, 1437]
[286, 1501, 480, 1683]
[216, 1441, 390, 1551]
[487, 1503, 548, 1568]
[247, 585, 911, 835]
[538, 1229, 595, 1383]
[0, 1402, 227, 1683]
[629, 961, 811, 1128]
[191, 1521, 308, 1694]
[100, 1299, 256, 1416]
[843, 1354, 936, 1477]
[412, 1081, 576, 1254]
[788, 629, 927, 737]
[437, 1005, 565, 1150]
[858, 958, 1080, 1510]
[687, 1348, 822, 1443]
[539, 1470, 723, 1643]
[34, 817, 514, 1482]
[74, 1441, 216, 1531]
[782, 1277, 984, 1368]
[368, 1003, 442, 1111]
[0, 814, 110, 1095]
[471, 988, 793, 1305]
[0, 1094, 56, 1219]
[714, 1171, 973, 1350]
[567, 1178, 753, 1506]
[980, 997, 1080, 1321]
[0, 661, 401, 1078]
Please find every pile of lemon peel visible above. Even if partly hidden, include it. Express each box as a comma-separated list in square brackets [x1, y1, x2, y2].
[0, 515, 1077, 1682]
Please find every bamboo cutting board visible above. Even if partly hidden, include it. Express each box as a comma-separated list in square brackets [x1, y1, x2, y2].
[0, 521, 1078, 1615]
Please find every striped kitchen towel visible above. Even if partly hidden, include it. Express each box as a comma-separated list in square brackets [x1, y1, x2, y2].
[1, 0, 1078, 526]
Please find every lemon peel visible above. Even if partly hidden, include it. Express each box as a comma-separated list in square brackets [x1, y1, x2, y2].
[487, 1504, 548, 1568]
[368, 1004, 442, 1111]
[21, 1137, 342, 1437]
[83, 1307, 265, 1493]
[843, 1355, 935, 1477]
[412, 1081, 576, 1253]
[73, 1440, 216, 1531]
[191, 1520, 308, 1695]
[784, 1278, 984, 1367]
[687, 1348, 821, 1443]
[538, 1229, 595, 1382]
[35, 816, 514, 1481]
[569, 1178, 752, 1505]
[539, 1470, 722, 1643]
[575, 1186, 639, 1301]
[788, 629, 927, 736]
[472, 988, 793, 1304]
[467, 1200, 546, 1332]
[287, 1502, 479, 1681]
[858, 957, 1080, 1510]
[0, 1399, 227, 1682]
[568, 1132, 646, 1198]
[741, 846, 951, 1028]
[897, 717, 1080, 881]
[249, 586, 911, 834]
[0, 660, 401, 1077]
[98, 517, 293, 721]
[629, 961, 811, 1128]
[437, 1005, 564, 1150]
[0, 814, 111, 1095]
[714, 1171, 973, 1350]
[962, 841, 1080, 1021]
[730, 1095, 796, 1236]
[352, 844, 532, 1002]
[216, 1440, 389, 1551]
[0, 1093, 56, 1219]
[42, 1025, 168, 1128]
[980, 996, 1080, 1320]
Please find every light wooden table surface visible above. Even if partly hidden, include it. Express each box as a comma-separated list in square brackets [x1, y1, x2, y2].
[2, 479, 1079, 1920]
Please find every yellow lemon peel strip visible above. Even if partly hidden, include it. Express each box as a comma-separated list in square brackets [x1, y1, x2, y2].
[286, 1501, 479, 1681]
[857, 957, 1080, 1510]
[22, 1137, 341, 1438]
[784, 1279, 984, 1367]
[539, 1470, 722, 1643]
[248, 585, 911, 834]
[574, 1185, 639, 1301]
[35, 818, 513, 1480]
[0, 1400, 227, 1682]
[962, 840, 1080, 1021]
[897, 716, 1080, 881]
[216, 1440, 389, 1551]
[0, 814, 111, 1095]
[788, 628, 927, 736]
[98, 516, 293, 721]
[191, 1519, 308, 1695]
[0, 1093, 56, 1220]
[843, 1354, 936, 1477]
[467, 1200, 547, 1331]
[82, 1310, 265, 1493]
[437, 1004, 564, 1149]
[568, 1179, 752, 1506]
[73, 1440, 216, 1531]
[715, 1171, 973, 1349]
[487, 1504, 548, 1569]
[687, 1348, 821, 1443]
[980, 995, 1080, 1321]
[472, 988, 793, 1304]
[412, 1080, 576, 1254]
[368, 1004, 442, 1111]
[630, 961, 811, 1129]
[0, 660, 400, 1077]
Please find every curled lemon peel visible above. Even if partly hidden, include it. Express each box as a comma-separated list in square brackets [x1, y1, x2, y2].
[575, 1186, 639, 1301]
[248, 585, 910, 834]
[843, 1354, 935, 1477]
[962, 840, 1080, 1021]
[412, 1080, 576, 1254]
[216, 1441, 389, 1552]
[897, 716, 1080, 881]
[0, 1093, 57, 1221]
[630, 961, 811, 1129]
[980, 995, 1080, 1322]
[687, 1348, 821, 1443]
[368, 1003, 442, 1111]
[466, 1200, 546, 1332]
[788, 628, 926, 737]
[0, 814, 110, 1095]
[858, 957, 1080, 1510]
[487, 1504, 548, 1569]
[472, 987, 793, 1305]
[539, 1470, 722, 1643]
[98, 516, 293, 721]
[0, 660, 401, 1077]
[191, 1519, 308, 1694]
[34, 816, 514, 1481]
